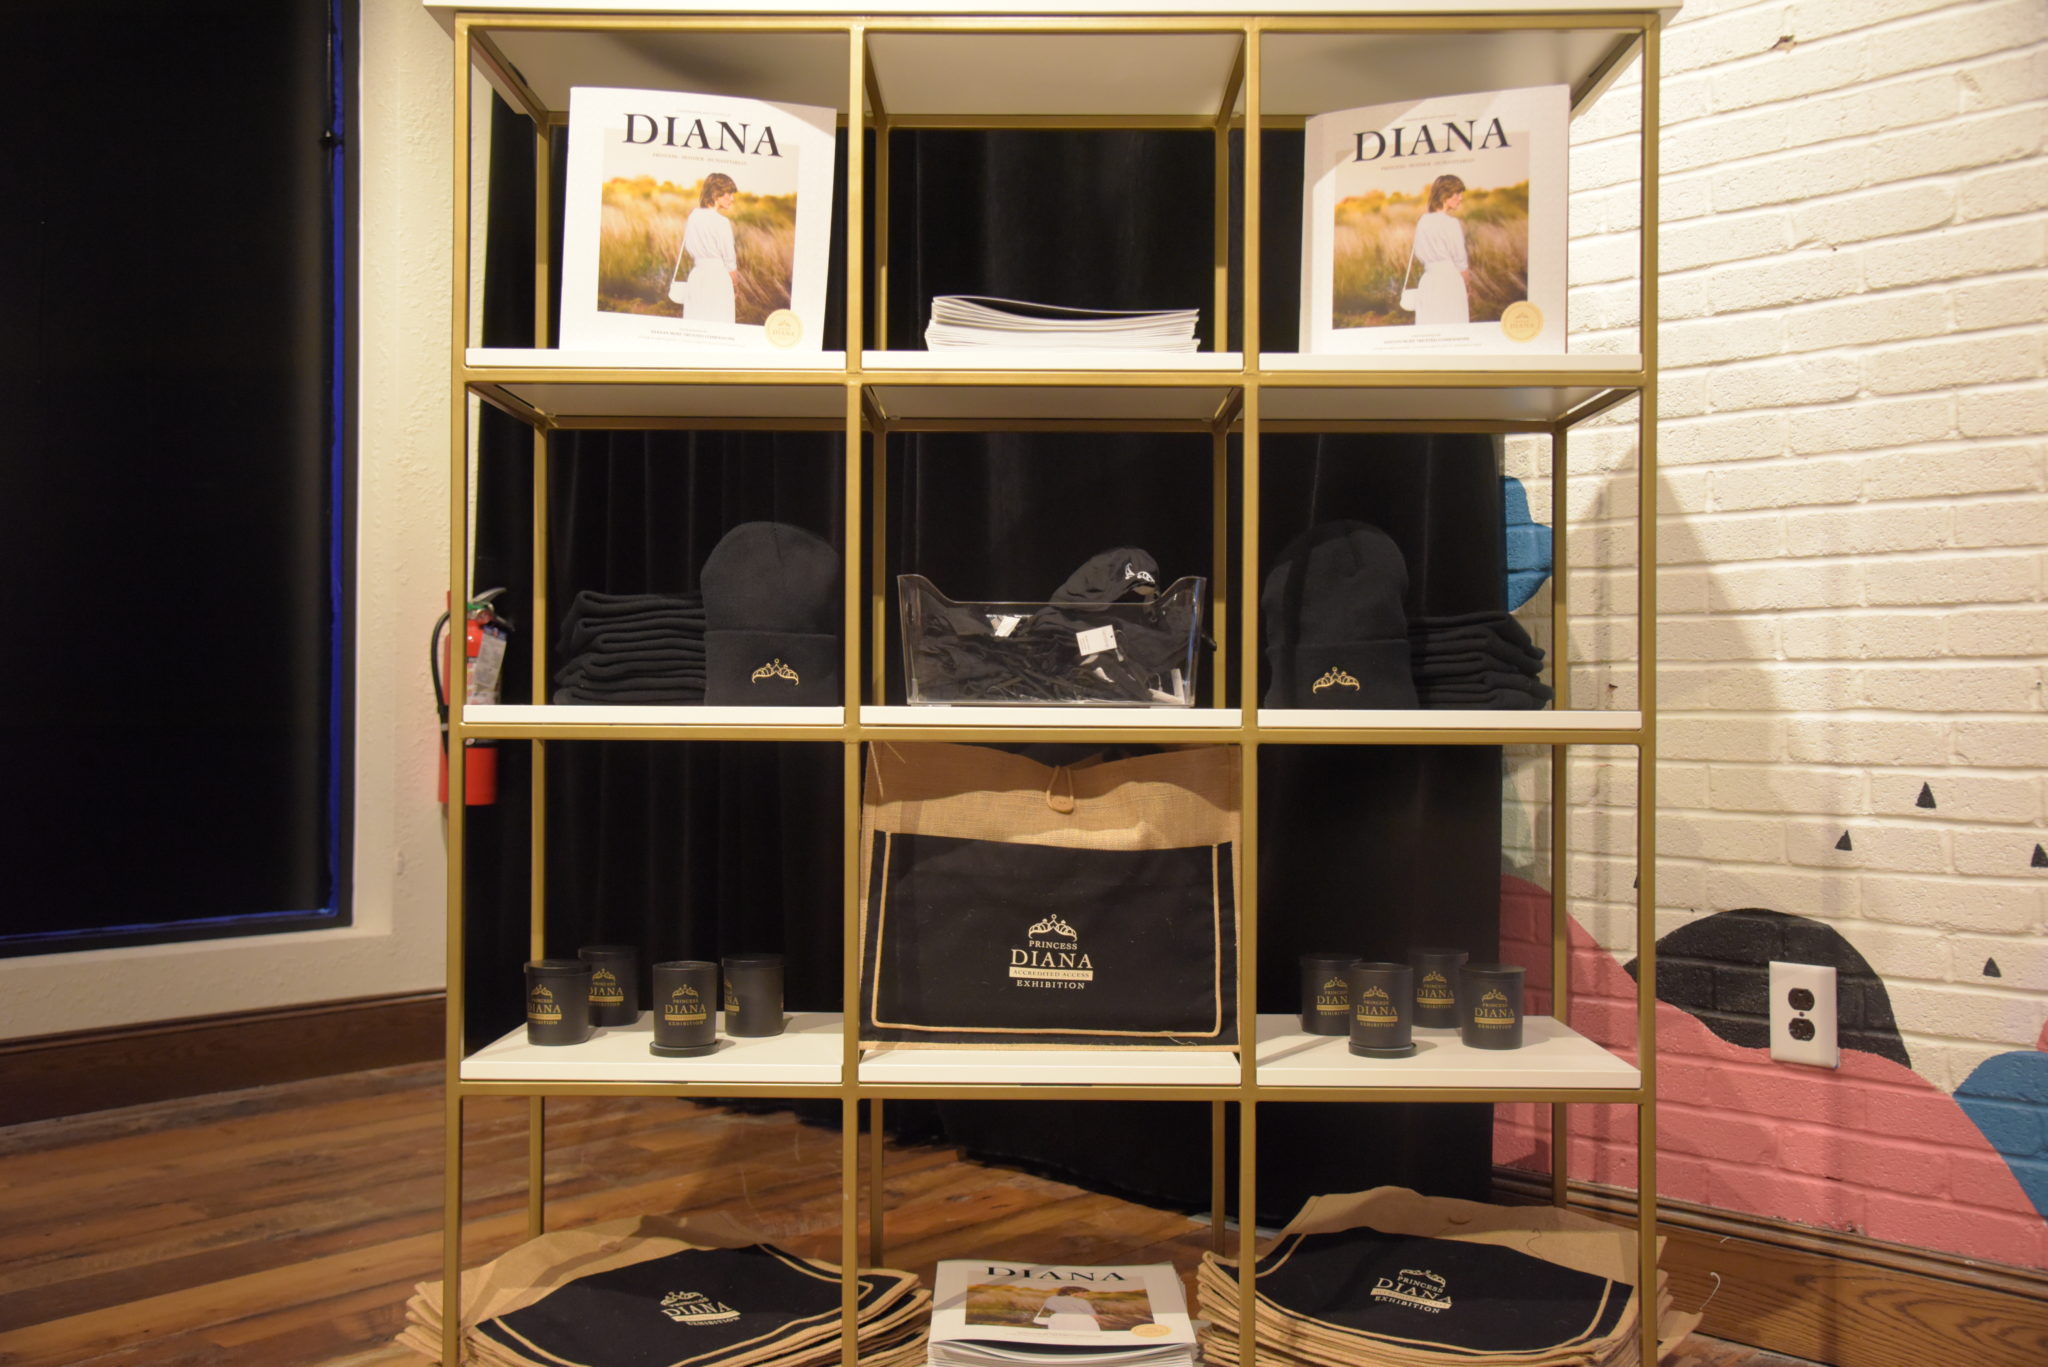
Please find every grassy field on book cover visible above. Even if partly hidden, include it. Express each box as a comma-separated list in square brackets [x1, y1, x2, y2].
[1332, 149, 1530, 330]
[596, 171, 798, 325]
[965, 1283, 1155, 1331]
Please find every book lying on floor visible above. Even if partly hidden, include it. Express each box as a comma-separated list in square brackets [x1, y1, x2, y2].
[925, 295, 1201, 352]
[928, 1259, 1198, 1367]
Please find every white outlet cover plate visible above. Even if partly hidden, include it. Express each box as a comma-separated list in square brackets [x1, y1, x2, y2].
[1769, 960, 1840, 1069]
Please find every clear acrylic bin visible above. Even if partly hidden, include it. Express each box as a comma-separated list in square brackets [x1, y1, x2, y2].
[897, 574, 1206, 706]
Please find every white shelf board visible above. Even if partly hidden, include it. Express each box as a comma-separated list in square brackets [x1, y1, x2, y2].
[1260, 352, 1641, 375]
[449, 1, 1666, 14]
[467, 349, 848, 423]
[861, 1043, 1240, 1086]
[862, 706, 1240, 729]
[470, 347, 848, 372]
[464, 1011, 846, 1083]
[1255, 1015, 1638, 1090]
[868, 32, 1243, 118]
[456, 7, 1661, 122]
[865, 351, 1239, 423]
[466, 704, 844, 729]
[1260, 354, 1641, 426]
[483, 30, 855, 114]
[1258, 28, 1639, 118]
[1257, 708, 1641, 733]
[865, 350, 1241, 372]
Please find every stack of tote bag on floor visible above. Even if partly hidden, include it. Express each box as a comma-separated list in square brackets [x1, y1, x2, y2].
[1197, 1188, 1698, 1367]
[397, 1213, 928, 1367]
[859, 742, 1239, 1050]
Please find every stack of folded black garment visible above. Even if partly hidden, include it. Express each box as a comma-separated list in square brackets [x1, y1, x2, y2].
[552, 591, 708, 704]
[1407, 609, 1552, 710]
[548, 520, 843, 708]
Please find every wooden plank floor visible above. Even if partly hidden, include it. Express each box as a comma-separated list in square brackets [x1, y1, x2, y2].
[0, 1062, 1818, 1367]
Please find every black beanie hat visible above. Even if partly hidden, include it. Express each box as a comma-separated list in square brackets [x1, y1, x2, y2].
[1262, 520, 1419, 709]
[701, 521, 840, 705]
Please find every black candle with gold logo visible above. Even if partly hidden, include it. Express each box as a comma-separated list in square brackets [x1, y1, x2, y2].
[1460, 963, 1526, 1050]
[1346, 961, 1415, 1058]
[577, 944, 640, 1027]
[722, 952, 786, 1037]
[1409, 946, 1468, 1029]
[524, 959, 593, 1046]
[1299, 952, 1358, 1035]
[650, 960, 719, 1057]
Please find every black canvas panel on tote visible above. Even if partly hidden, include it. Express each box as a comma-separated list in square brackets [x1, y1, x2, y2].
[478, 1244, 902, 1367]
[861, 831, 1236, 1047]
[1251, 1227, 1628, 1355]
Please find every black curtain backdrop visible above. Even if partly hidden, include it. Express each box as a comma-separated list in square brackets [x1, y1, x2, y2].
[1, 0, 343, 952]
[471, 106, 1509, 1222]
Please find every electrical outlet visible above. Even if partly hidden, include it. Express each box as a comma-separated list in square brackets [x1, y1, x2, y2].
[1769, 961, 1839, 1068]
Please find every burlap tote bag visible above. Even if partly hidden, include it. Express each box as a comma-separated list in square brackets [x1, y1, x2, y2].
[858, 742, 1240, 1049]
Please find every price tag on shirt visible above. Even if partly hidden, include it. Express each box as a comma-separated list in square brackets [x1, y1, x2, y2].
[1074, 625, 1118, 656]
[988, 614, 1025, 638]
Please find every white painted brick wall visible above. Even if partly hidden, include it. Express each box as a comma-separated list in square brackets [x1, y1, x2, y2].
[1501, 0, 2047, 1266]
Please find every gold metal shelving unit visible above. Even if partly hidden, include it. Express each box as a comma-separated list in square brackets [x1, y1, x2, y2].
[440, 6, 1666, 1365]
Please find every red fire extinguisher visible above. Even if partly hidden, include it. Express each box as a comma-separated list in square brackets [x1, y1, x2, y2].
[432, 588, 512, 805]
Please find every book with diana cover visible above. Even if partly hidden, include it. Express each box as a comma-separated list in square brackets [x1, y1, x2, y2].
[558, 87, 837, 353]
[1299, 84, 1568, 356]
[928, 1260, 1196, 1366]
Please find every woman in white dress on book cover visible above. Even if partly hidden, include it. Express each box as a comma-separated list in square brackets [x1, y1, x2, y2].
[1033, 1292, 1103, 1333]
[675, 172, 740, 323]
[1410, 174, 1470, 326]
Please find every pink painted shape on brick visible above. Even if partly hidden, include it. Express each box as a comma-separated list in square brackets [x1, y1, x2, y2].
[1492, 874, 2045, 1270]
[2038, 1017, 2047, 1052]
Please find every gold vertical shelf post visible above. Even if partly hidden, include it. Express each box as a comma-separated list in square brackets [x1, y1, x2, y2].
[1634, 17, 1663, 1366]
[442, 18, 477, 1365]
[1548, 419, 1573, 1210]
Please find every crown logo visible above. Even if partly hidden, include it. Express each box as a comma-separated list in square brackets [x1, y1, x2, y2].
[530, 985, 555, 1001]
[1028, 915, 1078, 939]
[1312, 667, 1362, 693]
[750, 658, 800, 684]
[1322, 976, 1347, 992]
[1483, 989, 1509, 1003]
[661, 1290, 740, 1326]
[672, 985, 699, 999]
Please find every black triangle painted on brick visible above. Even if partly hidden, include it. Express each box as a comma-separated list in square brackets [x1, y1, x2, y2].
[2033, 844, 2048, 868]
[1916, 782, 1936, 809]
[1985, 958, 2002, 978]
[1836, 831, 1853, 851]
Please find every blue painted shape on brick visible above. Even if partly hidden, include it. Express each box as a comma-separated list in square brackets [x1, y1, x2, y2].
[1961, 1099, 2044, 1157]
[1957, 1052, 2048, 1221]
[1502, 476, 1553, 611]
[1960, 1050, 2048, 1105]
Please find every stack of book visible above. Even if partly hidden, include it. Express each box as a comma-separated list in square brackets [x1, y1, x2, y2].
[397, 1215, 928, 1367]
[1197, 1188, 1697, 1367]
[925, 295, 1200, 352]
[928, 1259, 1202, 1367]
